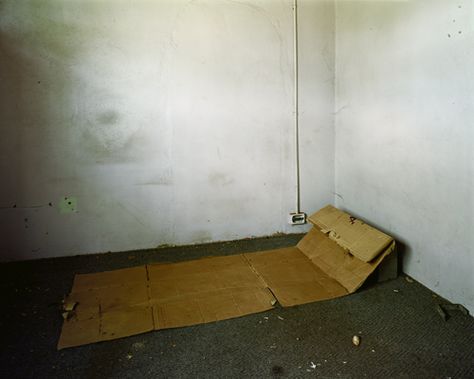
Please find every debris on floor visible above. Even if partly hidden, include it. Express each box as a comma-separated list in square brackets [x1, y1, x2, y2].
[352, 335, 361, 346]
[437, 303, 470, 321]
[132, 342, 145, 350]
[61, 298, 77, 320]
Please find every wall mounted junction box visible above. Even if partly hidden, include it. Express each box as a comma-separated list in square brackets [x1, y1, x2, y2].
[289, 212, 306, 225]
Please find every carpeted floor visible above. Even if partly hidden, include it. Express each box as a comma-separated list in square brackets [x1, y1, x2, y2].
[1, 234, 473, 379]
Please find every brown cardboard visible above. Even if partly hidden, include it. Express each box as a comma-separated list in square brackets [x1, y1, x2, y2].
[244, 247, 348, 306]
[148, 254, 276, 329]
[297, 227, 395, 293]
[58, 255, 276, 349]
[58, 205, 395, 349]
[308, 205, 393, 262]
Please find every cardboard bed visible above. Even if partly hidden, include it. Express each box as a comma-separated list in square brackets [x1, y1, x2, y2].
[58, 205, 395, 349]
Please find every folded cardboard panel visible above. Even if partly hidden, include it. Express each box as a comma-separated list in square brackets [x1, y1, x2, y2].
[58, 205, 395, 349]
[308, 205, 393, 262]
[297, 227, 395, 293]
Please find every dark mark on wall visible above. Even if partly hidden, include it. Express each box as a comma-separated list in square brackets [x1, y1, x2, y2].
[96, 110, 120, 125]
[79, 121, 148, 164]
[333, 104, 349, 115]
[136, 179, 173, 186]
[208, 172, 234, 187]
[332, 192, 344, 201]
[448, 34, 451, 38]
[0, 203, 49, 210]
[191, 230, 213, 243]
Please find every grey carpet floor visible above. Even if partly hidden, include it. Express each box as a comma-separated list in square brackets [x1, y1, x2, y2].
[1, 234, 473, 379]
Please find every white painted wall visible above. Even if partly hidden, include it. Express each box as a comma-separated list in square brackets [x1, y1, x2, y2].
[335, 0, 474, 313]
[1, 0, 472, 314]
[0, 0, 335, 261]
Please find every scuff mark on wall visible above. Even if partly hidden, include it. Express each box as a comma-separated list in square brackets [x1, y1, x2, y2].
[208, 172, 234, 187]
[96, 110, 120, 125]
[190, 229, 213, 243]
[0, 202, 53, 210]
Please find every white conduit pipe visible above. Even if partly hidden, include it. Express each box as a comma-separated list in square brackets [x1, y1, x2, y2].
[293, 0, 301, 214]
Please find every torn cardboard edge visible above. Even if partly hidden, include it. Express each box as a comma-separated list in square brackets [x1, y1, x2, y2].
[58, 205, 395, 349]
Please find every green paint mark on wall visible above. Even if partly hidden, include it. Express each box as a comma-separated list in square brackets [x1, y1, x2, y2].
[58, 196, 77, 214]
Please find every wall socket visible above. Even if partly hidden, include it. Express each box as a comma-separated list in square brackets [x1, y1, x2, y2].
[289, 212, 306, 225]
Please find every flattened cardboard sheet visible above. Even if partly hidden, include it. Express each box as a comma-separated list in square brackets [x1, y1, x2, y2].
[59, 205, 395, 349]
[58, 255, 275, 349]
[147, 254, 275, 329]
[244, 247, 348, 306]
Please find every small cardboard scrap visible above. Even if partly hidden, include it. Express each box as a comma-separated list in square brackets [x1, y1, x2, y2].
[58, 205, 395, 349]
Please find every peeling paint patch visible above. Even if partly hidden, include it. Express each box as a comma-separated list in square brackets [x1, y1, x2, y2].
[58, 196, 77, 214]
[136, 169, 173, 186]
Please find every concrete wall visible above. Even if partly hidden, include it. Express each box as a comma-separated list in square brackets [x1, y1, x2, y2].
[335, 0, 474, 313]
[0, 0, 335, 261]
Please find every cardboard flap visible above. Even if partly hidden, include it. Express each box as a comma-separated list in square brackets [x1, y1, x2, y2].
[308, 205, 393, 262]
[297, 227, 395, 293]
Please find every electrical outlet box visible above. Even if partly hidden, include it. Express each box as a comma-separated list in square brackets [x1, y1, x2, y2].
[289, 212, 306, 225]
